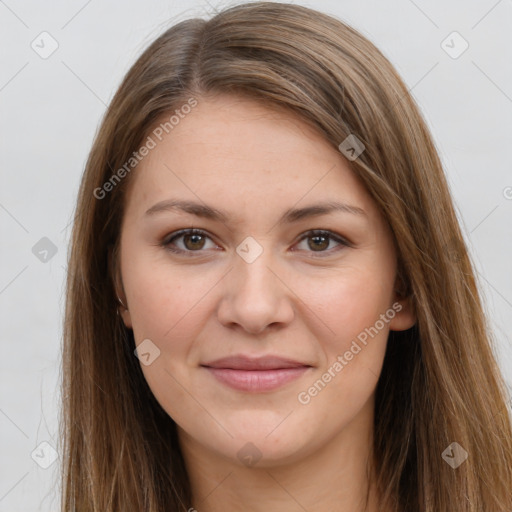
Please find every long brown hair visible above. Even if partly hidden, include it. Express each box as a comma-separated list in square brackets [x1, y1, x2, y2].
[60, 2, 512, 510]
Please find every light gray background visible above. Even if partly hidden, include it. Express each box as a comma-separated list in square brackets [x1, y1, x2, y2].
[1, 0, 511, 510]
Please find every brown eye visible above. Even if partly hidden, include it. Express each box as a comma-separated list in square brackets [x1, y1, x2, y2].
[162, 229, 218, 256]
[183, 233, 206, 250]
[294, 230, 349, 256]
[308, 234, 330, 251]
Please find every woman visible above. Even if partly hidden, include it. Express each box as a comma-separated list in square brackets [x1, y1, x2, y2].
[60, 2, 512, 511]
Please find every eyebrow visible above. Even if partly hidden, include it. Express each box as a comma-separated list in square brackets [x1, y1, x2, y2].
[144, 199, 367, 225]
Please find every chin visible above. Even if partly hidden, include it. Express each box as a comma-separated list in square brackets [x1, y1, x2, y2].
[198, 415, 321, 468]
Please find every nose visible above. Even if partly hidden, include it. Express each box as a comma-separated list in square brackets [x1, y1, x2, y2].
[216, 246, 295, 335]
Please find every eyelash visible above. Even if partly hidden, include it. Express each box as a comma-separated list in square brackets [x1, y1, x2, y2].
[160, 228, 351, 258]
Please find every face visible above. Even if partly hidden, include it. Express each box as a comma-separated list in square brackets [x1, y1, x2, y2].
[115, 93, 415, 468]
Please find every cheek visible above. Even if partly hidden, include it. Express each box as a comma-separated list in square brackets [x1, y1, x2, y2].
[123, 256, 220, 352]
[124, 262, 218, 419]
[294, 273, 392, 422]
[299, 265, 394, 350]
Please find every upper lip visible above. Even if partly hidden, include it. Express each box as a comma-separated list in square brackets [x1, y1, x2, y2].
[201, 355, 311, 370]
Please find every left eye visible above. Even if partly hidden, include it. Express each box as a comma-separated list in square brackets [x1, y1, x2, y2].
[161, 229, 349, 256]
[293, 230, 348, 255]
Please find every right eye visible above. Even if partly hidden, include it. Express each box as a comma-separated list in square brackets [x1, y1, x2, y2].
[161, 228, 221, 256]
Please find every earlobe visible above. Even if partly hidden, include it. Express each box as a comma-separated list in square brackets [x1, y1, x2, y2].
[389, 293, 416, 332]
[118, 305, 133, 329]
[108, 243, 133, 329]
[116, 289, 133, 329]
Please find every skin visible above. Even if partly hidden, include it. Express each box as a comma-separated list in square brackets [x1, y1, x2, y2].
[116, 93, 416, 511]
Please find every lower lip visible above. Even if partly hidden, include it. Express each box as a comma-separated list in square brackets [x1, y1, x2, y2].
[203, 366, 310, 392]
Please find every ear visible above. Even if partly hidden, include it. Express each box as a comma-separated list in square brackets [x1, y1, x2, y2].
[388, 294, 416, 331]
[108, 243, 133, 329]
[388, 273, 416, 332]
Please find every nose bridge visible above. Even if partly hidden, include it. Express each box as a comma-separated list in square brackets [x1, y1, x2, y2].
[217, 236, 294, 333]
[234, 237, 281, 303]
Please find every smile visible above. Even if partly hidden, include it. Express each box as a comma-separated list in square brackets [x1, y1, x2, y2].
[202, 366, 311, 392]
[200, 355, 312, 392]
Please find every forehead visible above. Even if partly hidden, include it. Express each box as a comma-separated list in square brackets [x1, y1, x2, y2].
[122, 94, 374, 222]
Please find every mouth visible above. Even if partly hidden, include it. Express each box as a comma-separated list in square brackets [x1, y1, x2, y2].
[200, 355, 312, 392]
